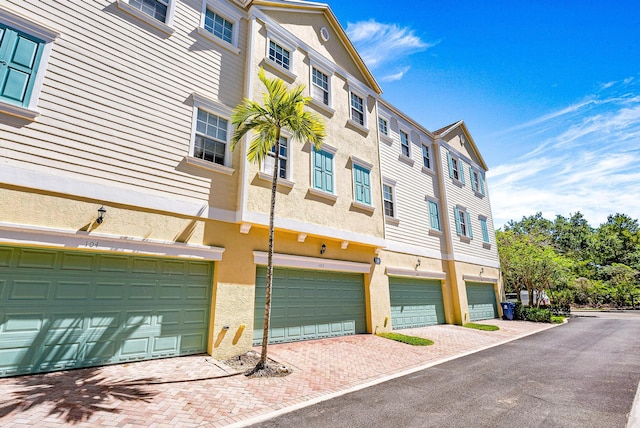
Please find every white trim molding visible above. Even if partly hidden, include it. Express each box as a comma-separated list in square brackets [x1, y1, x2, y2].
[462, 274, 499, 284]
[386, 266, 446, 280]
[0, 223, 225, 260]
[253, 251, 371, 273]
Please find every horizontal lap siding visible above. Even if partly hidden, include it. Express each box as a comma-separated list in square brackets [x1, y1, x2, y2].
[441, 147, 499, 263]
[1, 0, 246, 208]
[378, 107, 444, 253]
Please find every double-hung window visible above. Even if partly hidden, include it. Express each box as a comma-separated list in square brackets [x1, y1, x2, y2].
[400, 131, 410, 157]
[428, 200, 441, 231]
[352, 163, 372, 206]
[269, 40, 290, 70]
[454, 206, 473, 239]
[383, 184, 395, 218]
[422, 144, 431, 168]
[312, 147, 334, 194]
[480, 217, 490, 243]
[0, 24, 44, 109]
[470, 167, 486, 196]
[447, 152, 466, 184]
[311, 67, 329, 105]
[378, 117, 389, 137]
[263, 136, 288, 179]
[193, 108, 228, 166]
[118, 0, 176, 32]
[350, 92, 364, 126]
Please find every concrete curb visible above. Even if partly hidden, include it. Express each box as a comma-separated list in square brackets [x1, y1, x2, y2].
[228, 322, 561, 427]
[628, 380, 640, 428]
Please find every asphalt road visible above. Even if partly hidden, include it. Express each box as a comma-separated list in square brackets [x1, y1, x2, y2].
[252, 314, 640, 428]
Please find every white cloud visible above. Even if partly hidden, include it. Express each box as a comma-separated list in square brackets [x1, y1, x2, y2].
[345, 20, 436, 77]
[490, 79, 640, 228]
[380, 66, 410, 82]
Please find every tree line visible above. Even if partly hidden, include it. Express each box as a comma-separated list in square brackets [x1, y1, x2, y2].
[497, 212, 640, 309]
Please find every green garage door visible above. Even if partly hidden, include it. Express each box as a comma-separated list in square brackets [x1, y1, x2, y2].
[254, 267, 366, 344]
[466, 282, 498, 321]
[0, 245, 212, 378]
[390, 277, 445, 329]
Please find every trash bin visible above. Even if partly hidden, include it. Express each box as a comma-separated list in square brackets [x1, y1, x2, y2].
[501, 302, 515, 320]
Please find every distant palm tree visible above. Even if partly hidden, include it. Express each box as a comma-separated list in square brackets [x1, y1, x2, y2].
[231, 67, 326, 372]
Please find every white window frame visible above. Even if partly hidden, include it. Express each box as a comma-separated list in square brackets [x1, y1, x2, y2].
[447, 151, 466, 185]
[197, 0, 242, 55]
[347, 86, 368, 133]
[117, 0, 176, 34]
[258, 134, 294, 188]
[400, 129, 411, 158]
[264, 30, 297, 80]
[470, 167, 486, 196]
[0, 7, 59, 120]
[383, 178, 398, 224]
[421, 143, 432, 171]
[378, 115, 393, 145]
[186, 93, 234, 175]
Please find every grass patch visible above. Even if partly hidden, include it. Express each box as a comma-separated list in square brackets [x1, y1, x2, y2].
[551, 315, 566, 324]
[377, 332, 434, 346]
[463, 323, 500, 331]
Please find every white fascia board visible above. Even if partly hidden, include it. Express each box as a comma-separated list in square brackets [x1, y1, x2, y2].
[253, 251, 370, 273]
[385, 266, 446, 280]
[1, 164, 237, 223]
[0, 222, 225, 260]
[462, 274, 499, 284]
[454, 253, 501, 269]
[243, 210, 386, 248]
[383, 239, 449, 261]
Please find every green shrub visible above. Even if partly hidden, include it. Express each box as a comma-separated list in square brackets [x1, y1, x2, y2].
[521, 306, 552, 323]
[514, 301, 524, 320]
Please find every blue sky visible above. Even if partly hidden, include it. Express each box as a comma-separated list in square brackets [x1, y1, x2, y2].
[326, 0, 640, 228]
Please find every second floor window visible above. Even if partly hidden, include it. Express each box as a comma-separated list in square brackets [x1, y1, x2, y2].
[263, 137, 288, 179]
[383, 184, 395, 217]
[194, 108, 228, 166]
[378, 117, 388, 136]
[422, 144, 430, 168]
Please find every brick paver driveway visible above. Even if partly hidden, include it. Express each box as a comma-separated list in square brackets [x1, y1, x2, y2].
[0, 320, 554, 427]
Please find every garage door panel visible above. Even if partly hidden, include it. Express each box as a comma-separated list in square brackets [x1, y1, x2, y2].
[0, 246, 212, 377]
[254, 267, 365, 344]
[466, 282, 498, 321]
[390, 278, 445, 329]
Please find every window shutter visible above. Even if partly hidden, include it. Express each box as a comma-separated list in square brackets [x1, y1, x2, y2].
[479, 173, 485, 195]
[458, 160, 465, 185]
[470, 167, 477, 191]
[324, 152, 334, 193]
[466, 211, 473, 238]
[362, 168, 371, 205]
[481, 219, 489, 242]
[447, 152, 454, 179]
[429, 201, 439, 230]
[313, 149, 323, 190]
[353, 166, 364, 203]
[453, 206, 461, 235]
[0, 29, 44, 106]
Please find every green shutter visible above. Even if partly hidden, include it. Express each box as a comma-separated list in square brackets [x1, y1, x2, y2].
[481, 219, 489, 242]
[313, 149, 324, 190]
[466, 211, 473, 238]
[429, 200, 439, 230]
[479, 173, 485, 195]
[353, 165, 370, 204]
[470, 167, 477, 191]
[458, 160, 466, 185]
[453, 206, 461, 235]
[324, 151, 334, 193]
[0, 26, 44, 106]
[447, 152, 454, 179]
[362, 167, 371, 204]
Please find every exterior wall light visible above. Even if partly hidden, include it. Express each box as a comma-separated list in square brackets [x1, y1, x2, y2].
[96, 206, 106, 224]
[373, 257, 381, 265]
[320, 244, 326, 254]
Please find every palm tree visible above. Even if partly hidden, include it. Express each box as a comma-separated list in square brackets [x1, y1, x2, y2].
[231, 67, 326, 372]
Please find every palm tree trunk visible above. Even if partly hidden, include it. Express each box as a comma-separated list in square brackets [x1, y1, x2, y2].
[257, 130, 281, 370]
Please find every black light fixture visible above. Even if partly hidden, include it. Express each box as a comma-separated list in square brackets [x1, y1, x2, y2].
[373, 257, 381, 265]
[320, 244, 326, 255]
[96, 206, 106, 224]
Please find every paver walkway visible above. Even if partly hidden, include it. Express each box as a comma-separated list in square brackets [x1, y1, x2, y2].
[0, 320, 556, 427]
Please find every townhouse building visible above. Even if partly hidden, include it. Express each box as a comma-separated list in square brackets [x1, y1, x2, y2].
[0, 0, 501, 377]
